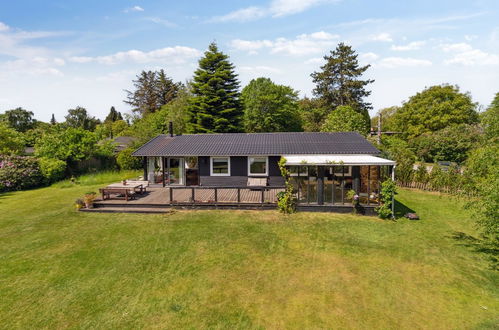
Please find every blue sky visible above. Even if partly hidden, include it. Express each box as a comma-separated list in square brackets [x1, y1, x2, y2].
[1, 0, 498, 121]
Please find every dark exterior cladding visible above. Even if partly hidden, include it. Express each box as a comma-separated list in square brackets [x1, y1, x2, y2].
[132, 132, 380, 157]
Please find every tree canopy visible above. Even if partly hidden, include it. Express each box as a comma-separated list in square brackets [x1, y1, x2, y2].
[1, 107, 36, 132]
[104, 106, 123, 123]
[409, 124, 482, 163]
[392, 84, 479, 139]
[35, 127, 97, 162]
[481, 92, 499, 142]
[321, 105, 370, 136]
[0, 122, 24, 155]
[299, 97, 328, 132]
[188, 42, 243, 133]
[241, 77, 301, 132]
[125, 70, 182, 116]
[64, 107, 100, 131]
[311, 43, 373, 129]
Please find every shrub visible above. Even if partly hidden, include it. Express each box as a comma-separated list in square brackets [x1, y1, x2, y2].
[277, 157, 296, 214]
[0, 155, 44, 191]
[39, 157, 66, 184]
[117, 147, 141, 170]
[375, 179, 397, 219]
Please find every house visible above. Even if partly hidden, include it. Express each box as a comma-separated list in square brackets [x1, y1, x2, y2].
[132, 129, 396, 212]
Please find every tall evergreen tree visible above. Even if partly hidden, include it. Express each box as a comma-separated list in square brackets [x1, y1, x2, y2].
[156, 69, 182, 106]
[188, 42, 243, 133]
[124, 70, 181, 116]
[50, 113, 57, 125]
[311, 43, 373, 128]
[104, 106, 123, 123]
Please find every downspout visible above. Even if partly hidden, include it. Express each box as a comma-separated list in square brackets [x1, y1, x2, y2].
[391, 164, 396, 219]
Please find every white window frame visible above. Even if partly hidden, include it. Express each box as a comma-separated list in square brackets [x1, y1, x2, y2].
[247, 156, 268, 176]
[210, 157, 231, 176]
[330, 166, 352, 176]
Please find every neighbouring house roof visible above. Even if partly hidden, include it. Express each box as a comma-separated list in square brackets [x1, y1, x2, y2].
[283, 154, 396, 166]
[132, 132, 381, 157]
[101, 136, 138, 152]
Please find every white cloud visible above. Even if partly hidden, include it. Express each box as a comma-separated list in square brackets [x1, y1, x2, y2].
[440, 42, 473, 52]
[359, 52, 379, 62]
[270, 0, 334, 17]
[209, 0, 337, 22]
[377, 57, 432, 68]
[304, 57, 324, 65]
[391, 41, 426, 51]
[230, 39, 273, 54]
[124, 6, 144, 13]
[464, 34, 477, 41]
[444, 49, 499, 66]
[230, 31, 339, 56]
[370, 33, 393, 42]
[68, 46, 201, 65]
[239, 65, 281, 74]
[1, 57, 65, 77]
[0, 22, 9, 32]
[210, 7, 266, 23]
[144, 17, 177, 28]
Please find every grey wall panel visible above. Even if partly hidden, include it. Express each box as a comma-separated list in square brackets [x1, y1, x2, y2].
[268, 156, 281, 176]
[199, 156, 210, 176]
[230, 156, 247, 176]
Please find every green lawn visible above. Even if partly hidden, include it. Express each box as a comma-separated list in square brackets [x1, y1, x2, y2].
[0, 172, 497, 329]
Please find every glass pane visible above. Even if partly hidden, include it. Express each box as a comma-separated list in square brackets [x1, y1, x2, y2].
[369, 166, 380, 204]
[359, 166, 369, 204]
[212, 158, 229, 174]
[249, 157, 266, 174]
[308, 177, 317, 204]
[288, 166, 299, 176]
[185, 157, 198, 169]
[344, 178, 353, 203]
[168, 158, 184, 185]
[297, 177, 307, 203]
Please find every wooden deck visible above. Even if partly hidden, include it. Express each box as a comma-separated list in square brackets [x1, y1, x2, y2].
[93, 187, 285, 206]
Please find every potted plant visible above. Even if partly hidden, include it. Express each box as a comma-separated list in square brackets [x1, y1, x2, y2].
[74, 198, 85, 210]
[346, 189, 360, 214]
[83, 192, 97, 209]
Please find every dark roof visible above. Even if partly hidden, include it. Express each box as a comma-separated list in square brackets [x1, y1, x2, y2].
[132, 132, 380, 156]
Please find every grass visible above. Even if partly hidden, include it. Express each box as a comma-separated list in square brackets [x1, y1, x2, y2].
[0, 171, 497, 329]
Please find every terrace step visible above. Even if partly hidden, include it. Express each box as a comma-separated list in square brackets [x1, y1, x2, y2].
[80, 206, 172, 214]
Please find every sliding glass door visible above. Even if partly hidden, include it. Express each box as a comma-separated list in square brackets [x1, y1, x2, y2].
[167, 157, 184, 185]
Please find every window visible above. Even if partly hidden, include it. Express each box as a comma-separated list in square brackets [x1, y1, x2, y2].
[330, 166, 352, 176]
[248, 156, 268, 176]
[210, 157, 230, 176]
[288, 166, 308, 176]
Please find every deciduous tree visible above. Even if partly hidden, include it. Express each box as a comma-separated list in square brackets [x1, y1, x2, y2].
[64, 107, 100, 131]
[392, 84, 479, 139]
[242, 77, 301, 132]
[321, 105, 369, 135]
[1, 107, 36, 132]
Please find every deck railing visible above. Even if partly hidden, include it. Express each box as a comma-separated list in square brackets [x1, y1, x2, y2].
[167, 186, 286, 205]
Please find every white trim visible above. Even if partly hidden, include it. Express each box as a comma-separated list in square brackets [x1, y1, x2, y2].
[283, 154, 396, 166]
[247, 156, 268, 176]
[210, 156, 231, 176]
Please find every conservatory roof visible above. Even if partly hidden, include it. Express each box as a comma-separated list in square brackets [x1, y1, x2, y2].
[283, 154, 396, 166]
